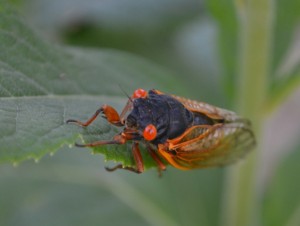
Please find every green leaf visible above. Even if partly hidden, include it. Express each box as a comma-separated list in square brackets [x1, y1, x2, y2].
[0, 4, 186, 167]
[263, 144, 300, 226]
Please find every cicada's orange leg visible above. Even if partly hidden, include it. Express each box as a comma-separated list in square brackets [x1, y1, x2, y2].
[74, 127, 139, 147]
[106, 142, 144, 174]
[66, 104, 123, 127]
[119, 99, 133, 123]
[146, 144, 166, 176]
[74, 134, 127, 147]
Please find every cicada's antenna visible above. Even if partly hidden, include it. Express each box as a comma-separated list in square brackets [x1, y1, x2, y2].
[117, 84, 134, 122]
[118, 84, 133, 103]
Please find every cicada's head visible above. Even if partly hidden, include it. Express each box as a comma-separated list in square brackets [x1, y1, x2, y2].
[125, 89, 168, 144]
[125, 88, 194, 144]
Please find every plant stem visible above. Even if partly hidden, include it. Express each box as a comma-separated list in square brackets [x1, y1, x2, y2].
[221, 0, 274, 226]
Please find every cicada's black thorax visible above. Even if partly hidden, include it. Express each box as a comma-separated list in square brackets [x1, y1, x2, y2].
[125, 90, 193, 144]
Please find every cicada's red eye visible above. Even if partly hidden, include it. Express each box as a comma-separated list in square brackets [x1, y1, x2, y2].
[133, 88, 147, 98]
[143, 124, 157, 141]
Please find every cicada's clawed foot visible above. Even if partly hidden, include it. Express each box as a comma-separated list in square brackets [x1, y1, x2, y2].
[105, 164, 142, 174]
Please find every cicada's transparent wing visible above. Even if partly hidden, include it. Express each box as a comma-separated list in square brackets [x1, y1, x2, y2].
[172, 95, 242, 121]
[153, 89, 243, 122]
[158, 121, 255, 170]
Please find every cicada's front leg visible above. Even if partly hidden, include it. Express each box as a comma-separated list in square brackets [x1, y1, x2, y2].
[66, 104, 124, 127]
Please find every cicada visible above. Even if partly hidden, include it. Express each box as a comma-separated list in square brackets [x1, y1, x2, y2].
[67, 89, 255, 173]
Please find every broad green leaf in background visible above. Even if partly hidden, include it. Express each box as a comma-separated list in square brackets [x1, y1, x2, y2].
[0, 4, 187, 167]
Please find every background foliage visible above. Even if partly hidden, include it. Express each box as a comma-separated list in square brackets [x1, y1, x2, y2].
[0, 0, 299, 226]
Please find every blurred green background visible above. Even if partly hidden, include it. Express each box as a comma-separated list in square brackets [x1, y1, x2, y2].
[0, 0, 300, 226]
